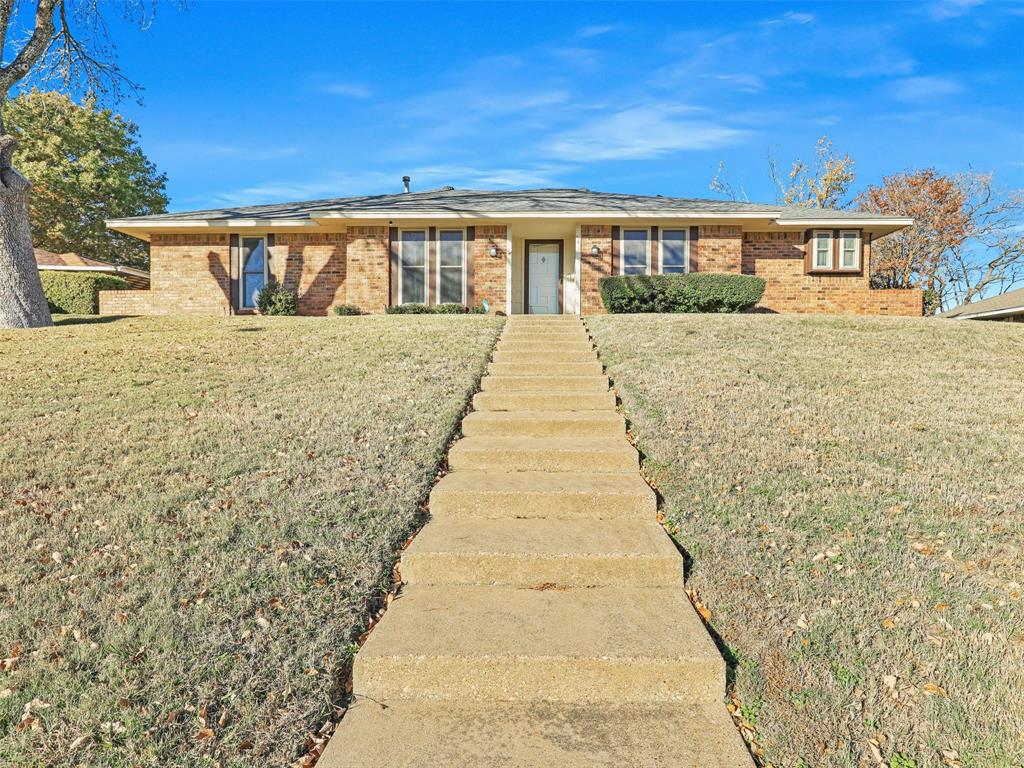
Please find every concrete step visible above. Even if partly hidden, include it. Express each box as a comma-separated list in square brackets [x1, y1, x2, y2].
[321, 700, 753, 767]
[473, 391, 614, 411]
[353, 585, 724, 703]
[506, 316, 582, 324]
[402, 519, 681, 587]
[480, 375, 609, 393]
[501, 329, 591, 341]
[496, 343, 595, 356]
[487, 361, 604, 376]
[461, 411, 624, 438]
[429, 471, 656, 520]
[448, 436, 636, 473]
[491, 349, 599, 364]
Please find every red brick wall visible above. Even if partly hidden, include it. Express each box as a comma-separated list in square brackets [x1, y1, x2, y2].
[100, 233, 231, 316]
[345, 227, 389, 313]
[580, 225, 612, 315]
[695, 225, 742, 272]
[472, 225, 507, 313]
[741, 231, 922, 316]
[274, 233, 346, 315]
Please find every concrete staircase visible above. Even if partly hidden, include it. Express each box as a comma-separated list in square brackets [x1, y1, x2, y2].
[320, 316, 752, 767]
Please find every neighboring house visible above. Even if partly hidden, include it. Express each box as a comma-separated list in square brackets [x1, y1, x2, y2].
[102, 186, 920, 317]
[35, 248, 150, 289]
[941, 287, 1024, 323]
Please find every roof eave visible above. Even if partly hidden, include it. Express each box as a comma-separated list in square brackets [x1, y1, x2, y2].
[312, 210, 784, 220]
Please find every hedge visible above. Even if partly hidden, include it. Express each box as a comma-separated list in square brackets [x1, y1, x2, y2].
[40, 271, 131, 314]
[598, 273, 766, 314]
[385, 303, 485, 315]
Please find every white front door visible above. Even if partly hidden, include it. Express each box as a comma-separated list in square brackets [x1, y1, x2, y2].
[527, 242, 560, 314]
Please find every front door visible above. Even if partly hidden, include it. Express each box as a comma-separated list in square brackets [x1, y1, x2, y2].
[526, 241, 561, 314]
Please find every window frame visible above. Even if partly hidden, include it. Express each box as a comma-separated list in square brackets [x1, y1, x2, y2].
[659, 228, 690, 275]
[398, 228, 429, 305]
[620, 228, 651, 276]
[839, 229, 860, 271]
[811, 229, 833, 271]
[436, 228, 467, 305]
[239, 235, 268, 310]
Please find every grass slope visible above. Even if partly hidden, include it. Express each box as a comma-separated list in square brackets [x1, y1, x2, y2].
[588, 314, 1023, 768]
[0, 315, 502, 767]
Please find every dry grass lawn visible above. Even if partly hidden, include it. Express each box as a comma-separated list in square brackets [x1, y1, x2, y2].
[588, 314, 1023, 768]
[0, 314, 502, 767]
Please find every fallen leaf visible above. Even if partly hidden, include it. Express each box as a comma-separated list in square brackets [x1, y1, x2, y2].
[195, 727, 215, 741]
[922, 682, 947, 696]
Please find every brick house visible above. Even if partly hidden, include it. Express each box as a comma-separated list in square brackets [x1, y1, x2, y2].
[103, 187, 921, 317]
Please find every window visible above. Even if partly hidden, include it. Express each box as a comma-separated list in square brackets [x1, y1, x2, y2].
[622, 229, 649, 275]
[661, 229, 688, 274]
[840, 230, 860, 270]
[399, 230, 427, 304]
[438, 230, 465, 304]
[812, 230, 832, 270]
[240, 237, 266, 309]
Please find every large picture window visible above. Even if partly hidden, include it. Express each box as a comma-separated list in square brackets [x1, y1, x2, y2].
[240, 237, 266, 309]
[661, 229, 688, 274]
[438, 230, 465, 304]
[622, 229, 649, 275]
[399, 230, 427, 304]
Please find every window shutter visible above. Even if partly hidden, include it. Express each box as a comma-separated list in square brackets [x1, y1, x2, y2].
[266, 233, 275, 281]
[650, 226, 659, 275]
[466, 226, 476, 308]
[389, 227, 399, 307]
[229, 234, 239, 311]
[689, 226, 699, 272]
[428, 226, 437, 305]
[611, 226, 620, 275]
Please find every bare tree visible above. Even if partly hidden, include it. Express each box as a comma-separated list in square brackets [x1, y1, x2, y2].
[768, 136, 856, 209]
[708, 161, 750, 203]
[0, 0, 157, 328]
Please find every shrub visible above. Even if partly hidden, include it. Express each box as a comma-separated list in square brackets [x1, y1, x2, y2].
[385, 303, 475, 315]
[332, 304, 364, 316]
[598, 273, 765, 314]
[40, 271, 131, 314]
[255, 279, 297, 316]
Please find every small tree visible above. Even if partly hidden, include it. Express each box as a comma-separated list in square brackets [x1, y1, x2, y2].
[0, 1, 165, 328]
[858, 169, 1024, 313]
[769, 136, 856, 209]
[6, 90, 168, 270]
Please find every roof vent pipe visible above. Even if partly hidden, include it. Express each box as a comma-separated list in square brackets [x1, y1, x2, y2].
[402, 175, 411, 193]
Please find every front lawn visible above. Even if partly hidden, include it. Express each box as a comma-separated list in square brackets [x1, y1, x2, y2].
[588, 314, 1023, 768]
[0, 314, 502, 767]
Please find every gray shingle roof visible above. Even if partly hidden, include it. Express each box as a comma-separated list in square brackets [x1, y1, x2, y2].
[113, 187, 904, 223]
[940, 287, 1024, 318]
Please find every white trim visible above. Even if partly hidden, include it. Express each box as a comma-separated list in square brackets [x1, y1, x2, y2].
[620, 228, 651, 276]
[658, 227, 689, 274]
[839, 229, 860, 271]
[573, 225, 582, 316]
[314, 210, 784, 221]
[36, 263, 150, 280]
[106, 219, 320, 229]
[397, 228, 428, 305]
[951, 305, 1024, 320]
[505, 226, 513, 315]
[812, 229, 833, 270]
[775, 217, 913, 227]
[435, 228, 467, 305]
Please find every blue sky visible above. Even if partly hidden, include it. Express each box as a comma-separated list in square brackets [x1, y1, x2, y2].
[88, 0, 1024, 211]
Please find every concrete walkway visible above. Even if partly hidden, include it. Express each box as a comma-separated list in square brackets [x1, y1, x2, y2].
[320, 316, 752, 767]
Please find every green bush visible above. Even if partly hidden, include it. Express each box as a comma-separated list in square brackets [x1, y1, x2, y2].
[598, 273, 766, 314]
[255, 279, 297, 316]
[39, 271, 131, 314]
[332, 304, 364, 316]
[385, 303, 474, 315]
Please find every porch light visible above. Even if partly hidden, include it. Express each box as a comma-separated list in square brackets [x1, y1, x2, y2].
[489, 244, 498, 257]
[591, 244, 600, 256]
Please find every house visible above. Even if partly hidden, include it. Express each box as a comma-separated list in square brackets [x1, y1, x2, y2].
[35, 248, 151, 289]
[102, 186, 921, 317]
[940, 287, 1024, 322]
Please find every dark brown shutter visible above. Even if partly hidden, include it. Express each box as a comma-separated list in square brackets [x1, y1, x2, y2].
[651, 226, 659, 275]
[389, 227, 399, 307]
[428, 226, 437, 305]
[803, 229, 812, 273]
[465, 226, 476, 308]
[688, 226, 699, 273]
[266, 233, 275, 282]
[832, 228, 840, 270]
[611, 226, 620, 276]
[229, 234, 239, 311]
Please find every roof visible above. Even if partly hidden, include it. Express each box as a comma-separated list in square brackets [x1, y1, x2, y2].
[941, 286, 1024, 319]
[34, 248, 150, 289]
[106, 187, 913, 228]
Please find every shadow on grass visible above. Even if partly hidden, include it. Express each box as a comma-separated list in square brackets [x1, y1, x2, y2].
[53, 314, 133, 326]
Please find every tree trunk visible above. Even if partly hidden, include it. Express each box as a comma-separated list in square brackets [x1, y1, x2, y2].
[0, 133, 51, 328]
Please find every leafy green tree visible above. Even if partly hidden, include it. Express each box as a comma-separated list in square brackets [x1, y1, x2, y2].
[6, 89, 167, 270]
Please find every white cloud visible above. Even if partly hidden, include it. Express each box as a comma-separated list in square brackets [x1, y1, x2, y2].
[886, 76, 963, 101]
[928, 0, 985, 20]
[761, 10, 816, 25]
[321, 82, 371, 98]
[578, 24, 616, 38]
[545, 106, 747, 161]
